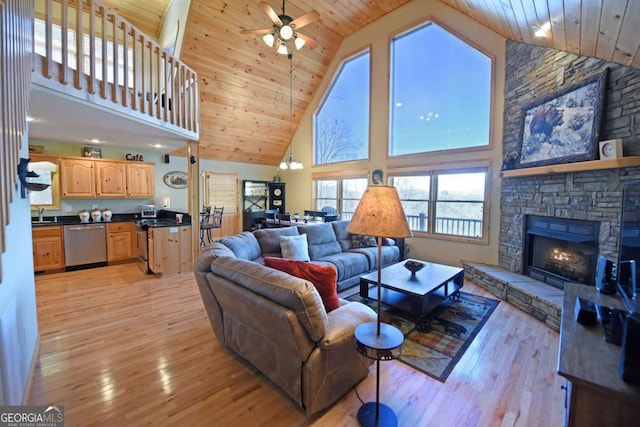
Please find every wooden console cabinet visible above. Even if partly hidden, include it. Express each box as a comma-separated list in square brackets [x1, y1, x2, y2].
[149, 226, 192, 276]
[558, 283, 640, 426]
[32, 225, 65, 271]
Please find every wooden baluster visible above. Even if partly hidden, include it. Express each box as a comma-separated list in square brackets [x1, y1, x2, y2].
[74, 0, 83, 89]
[87, 0, 95, 94]
[44, 0, 53, 78]
[130, 27, 137, 111]
[60, 0, 68, 84]
[111, 13, 118, 104]
[121, 21, 129, 108]
[100, 5, 107, 99]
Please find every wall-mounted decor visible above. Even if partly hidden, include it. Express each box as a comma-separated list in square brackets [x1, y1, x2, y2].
[371, 169, 384, 185]
[510, 69, 608, 169]
[163, 171, 188, 189]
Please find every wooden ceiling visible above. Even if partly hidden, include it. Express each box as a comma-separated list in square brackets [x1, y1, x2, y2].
[101, 0, 640, 165]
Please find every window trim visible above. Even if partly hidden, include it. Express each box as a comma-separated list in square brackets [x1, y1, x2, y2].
[388, 160, 492, 244]
[312, 171, 370, 219]
[312, 46, 372, 167]
[387, 17, 496, 159]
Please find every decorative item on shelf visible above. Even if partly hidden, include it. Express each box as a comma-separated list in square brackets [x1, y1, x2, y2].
[91, 208, 102, 222]
[404, 260, 425, 278]
[102, 208, 112, 222]
[163, 171, 188, 189]
[79, 210, 90, 223]
[510, 68, 608, 170]
[28, 144, 44, 154]
[346, 185, 412, 427]
[599, 138, 623, 159]
[83, 146, 102, 158]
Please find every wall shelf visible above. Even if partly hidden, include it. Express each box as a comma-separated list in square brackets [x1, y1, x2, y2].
[500, 156, 640, 178]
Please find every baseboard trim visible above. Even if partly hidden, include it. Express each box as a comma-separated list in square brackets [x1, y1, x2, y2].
[21, 334, 40, 405]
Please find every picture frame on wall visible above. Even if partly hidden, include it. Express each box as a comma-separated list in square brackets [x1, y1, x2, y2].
[510, 68, 608, 170]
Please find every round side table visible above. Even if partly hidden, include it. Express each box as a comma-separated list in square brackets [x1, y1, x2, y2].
[355, 321, 404, 427]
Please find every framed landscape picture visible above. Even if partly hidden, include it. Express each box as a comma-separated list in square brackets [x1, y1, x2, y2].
[512, 69, 608, 169]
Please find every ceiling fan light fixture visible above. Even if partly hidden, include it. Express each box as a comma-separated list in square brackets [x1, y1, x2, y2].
[263, 33, 275, 47]
[279, 24, 293, 40]
[279, 159, 289, 169]
[277, 43, 289, 55]
[294, 36, 305, 50]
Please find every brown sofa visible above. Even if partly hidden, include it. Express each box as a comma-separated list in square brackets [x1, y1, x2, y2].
[194, 254, 376, 415]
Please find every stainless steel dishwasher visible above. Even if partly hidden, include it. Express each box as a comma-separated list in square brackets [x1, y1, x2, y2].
[63, 223, 108, 270]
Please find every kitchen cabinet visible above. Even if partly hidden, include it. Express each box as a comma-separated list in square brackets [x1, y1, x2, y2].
[58, 155, 155, 199]
[126, 163, 155, 198]
[60, 158, 96, 198]
[96, 161, 126, 197]
[149, 226, 192, 276]
[32, 226, 65, 271]
[106, 222, 136, 262]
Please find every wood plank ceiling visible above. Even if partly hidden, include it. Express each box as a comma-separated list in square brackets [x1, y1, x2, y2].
[102, 0, 640, 166]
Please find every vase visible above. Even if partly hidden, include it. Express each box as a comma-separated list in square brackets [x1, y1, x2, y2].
[79, 210, 90, 223]
[91, 209, 102, 222]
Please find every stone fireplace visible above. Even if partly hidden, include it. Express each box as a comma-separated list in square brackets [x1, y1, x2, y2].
[523, 215, 600, 289]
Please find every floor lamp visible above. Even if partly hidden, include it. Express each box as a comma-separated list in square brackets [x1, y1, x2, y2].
[347, 185, 412, 427]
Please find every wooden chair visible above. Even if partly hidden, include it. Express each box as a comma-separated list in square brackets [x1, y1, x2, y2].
[264, 209, 278, 227]
[276, 213, 291, 227]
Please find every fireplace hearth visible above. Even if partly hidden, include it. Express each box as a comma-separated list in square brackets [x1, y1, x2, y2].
[523, 215, 600, 289]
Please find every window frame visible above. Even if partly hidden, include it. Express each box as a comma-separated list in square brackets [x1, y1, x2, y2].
[387, 19, 495, 159]
[312, 169, 369, 220]
[388, 161, 491, 244]
[312, 47, 372, 167]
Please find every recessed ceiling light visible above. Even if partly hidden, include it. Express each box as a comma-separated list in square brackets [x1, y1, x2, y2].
[26, 116, 35, 122]
[152, 144, 163, 148]
[88, 138, 101, 143]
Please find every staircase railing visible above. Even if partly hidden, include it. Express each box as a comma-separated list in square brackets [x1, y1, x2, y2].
[33, 0, 198, 139]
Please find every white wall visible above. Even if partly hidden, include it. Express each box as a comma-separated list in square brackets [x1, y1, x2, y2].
[0, 134, 39, 404]
[280, 0, 506, 267]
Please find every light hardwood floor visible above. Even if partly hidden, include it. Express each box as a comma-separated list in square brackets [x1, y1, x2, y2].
[29, 263, 565, 426]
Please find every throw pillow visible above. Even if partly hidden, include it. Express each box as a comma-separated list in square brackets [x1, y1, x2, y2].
[351, 235, 377, 248]
[264, 257, 340, 312]
[280, 234, 311, 261]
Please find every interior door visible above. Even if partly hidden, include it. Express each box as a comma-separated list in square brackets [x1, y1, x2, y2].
[203, 171, 239, 239]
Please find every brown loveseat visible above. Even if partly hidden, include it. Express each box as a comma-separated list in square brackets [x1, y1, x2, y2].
[194, 253, 377, 415]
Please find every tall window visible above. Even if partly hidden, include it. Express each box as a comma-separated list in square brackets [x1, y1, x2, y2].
[312, 176, 368, 220]
[314, 50, 370, 165]
[389, 167, 488, 241]
[389, 22, 492, 156]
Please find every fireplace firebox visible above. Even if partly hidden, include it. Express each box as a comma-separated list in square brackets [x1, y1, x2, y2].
[523, 215, 600, 289]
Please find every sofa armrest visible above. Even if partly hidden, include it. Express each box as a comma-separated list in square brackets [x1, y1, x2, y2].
[319, 301, 376, 348]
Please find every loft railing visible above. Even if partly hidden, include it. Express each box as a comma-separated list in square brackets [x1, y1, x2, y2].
[32, 0, 198, 139]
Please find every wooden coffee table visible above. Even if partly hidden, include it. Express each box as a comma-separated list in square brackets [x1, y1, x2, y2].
[359, 259, 464, 332]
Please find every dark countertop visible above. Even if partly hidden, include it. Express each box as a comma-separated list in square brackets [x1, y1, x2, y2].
[31, 210, 191, 228]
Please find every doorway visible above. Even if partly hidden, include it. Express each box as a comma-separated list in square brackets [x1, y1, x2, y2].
[203, 171, 239, 239]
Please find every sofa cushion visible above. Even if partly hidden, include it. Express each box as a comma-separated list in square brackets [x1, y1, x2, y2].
[351, 235, 377, 248]
[297, 223, 342, 259]
[254, 227, 300, 257]
[331, 220, 352, 251]
[219, 231, 261, 260]
[264, 257, 340, 312]
[312, 252, 370, 283]
[280, 234, 311, 261]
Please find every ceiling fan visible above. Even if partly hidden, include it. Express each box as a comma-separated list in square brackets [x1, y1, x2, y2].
[241, 1, 319, 56]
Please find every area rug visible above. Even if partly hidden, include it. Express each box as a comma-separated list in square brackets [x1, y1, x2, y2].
[346, 290, 499, 382]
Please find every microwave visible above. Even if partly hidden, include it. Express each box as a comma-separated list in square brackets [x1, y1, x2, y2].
[140, 205, 157, 218]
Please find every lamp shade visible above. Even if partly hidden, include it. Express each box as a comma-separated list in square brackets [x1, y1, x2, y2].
[347, 186, 412, 238]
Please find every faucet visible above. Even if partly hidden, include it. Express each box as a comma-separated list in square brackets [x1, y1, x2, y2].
[38, 207, 45, 222]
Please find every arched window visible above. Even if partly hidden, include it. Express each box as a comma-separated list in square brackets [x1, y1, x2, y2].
[389, 22, 492, 156]
[314, 50, 370, 165]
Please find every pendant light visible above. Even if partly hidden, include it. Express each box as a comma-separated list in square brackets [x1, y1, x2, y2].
[279, 55, 303, 170]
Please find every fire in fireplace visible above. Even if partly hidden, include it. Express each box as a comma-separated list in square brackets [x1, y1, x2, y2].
[523, 215, 600, 289]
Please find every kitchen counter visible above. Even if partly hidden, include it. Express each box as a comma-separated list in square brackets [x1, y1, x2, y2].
[32, 212, 191, 227]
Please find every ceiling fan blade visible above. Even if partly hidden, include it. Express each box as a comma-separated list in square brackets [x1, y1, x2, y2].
[296, 32, 318, 48]
[259, 1, 283, 26]
[290, 10, 319, 29]
[241, 28, 273, 35]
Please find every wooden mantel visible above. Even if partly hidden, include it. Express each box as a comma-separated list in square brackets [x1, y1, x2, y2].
[500, 156, 640, 178]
